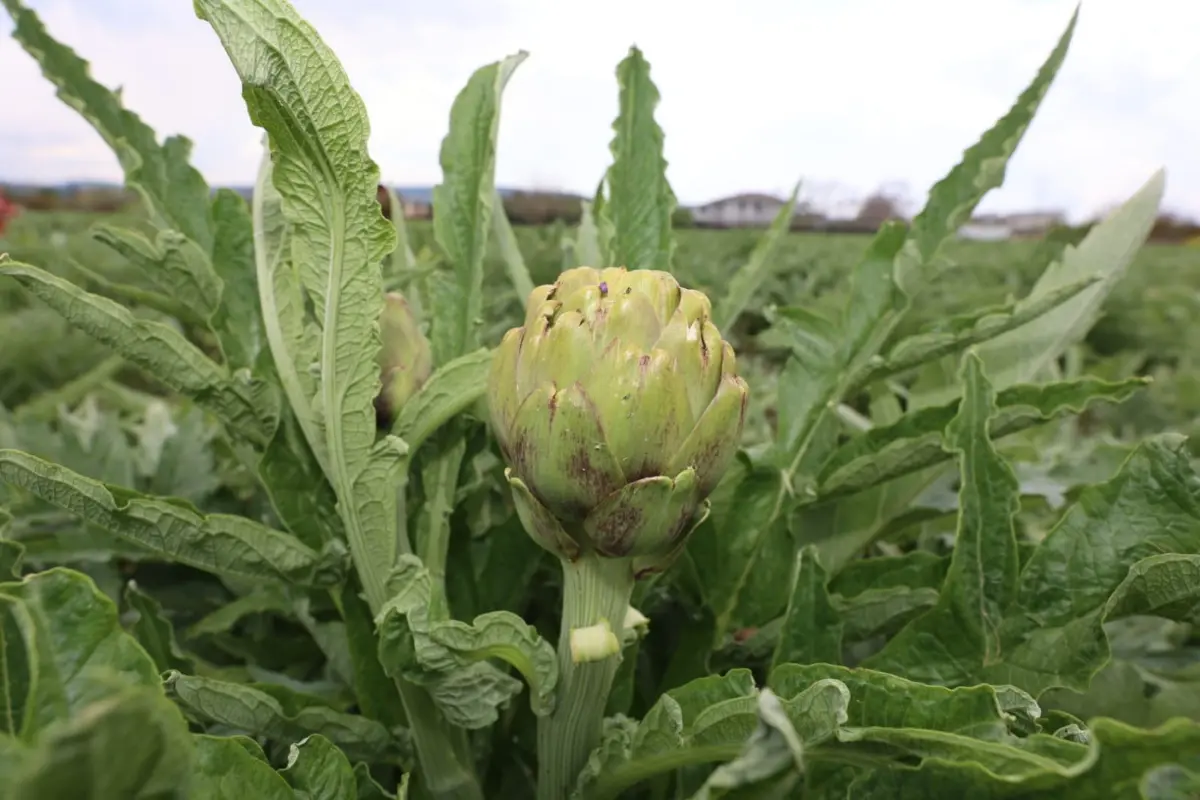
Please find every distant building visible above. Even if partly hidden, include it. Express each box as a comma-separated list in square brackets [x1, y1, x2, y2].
[691, 193, 789, 228]
[959, 211, 1065, 241]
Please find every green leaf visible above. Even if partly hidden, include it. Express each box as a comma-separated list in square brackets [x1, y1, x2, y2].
[376, 555, 558, 720]
[836, 585, 940, 643]
[257, 404, 344, 550]
[282, 734, 358, 800]
[686, 690, 805, 799]
[768, 663, 1009, 733]
[185, 587, 292, 639]
[190, 734, 295, 800]
[861, 434, 1200, 695]
[955, 169, 1166, 398]
[604, 46, 675, 273]
[0, 260, 277, 446]
[828, 551, 948, 599]
[776, 6, 1077, 478]
[814, 375, 1147, 503]
[90, 224, 222, 320]
[2, 0, 213, 250]
[165, 671, 405, 765]
[413, 432, 467, 620]
[252, 136, 326, 477]
[7, 681, 194, 800]
[863, 353, 1021, 684]
[682, 460, 789, 646]
[576, 671, 848, 800]
[771, 545, 842, 671]
[196, 0, 401, 609]
[848, 276, 1099, 391]
[210, 187, 264, 372]
[123, 580, 193, 673]
[806, 157, 1173, 578]
[491, 190, 535, 300]
[334, 581, 406, 730]
[0, 450, 346, 587]
[391, 348, 492, 457]
[431, 51, 527, 361]
[713, 181, 800, 332]
[0, 567, 165, 753]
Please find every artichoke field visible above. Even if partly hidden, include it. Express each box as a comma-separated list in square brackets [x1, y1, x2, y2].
[1, 2, 1197, 799]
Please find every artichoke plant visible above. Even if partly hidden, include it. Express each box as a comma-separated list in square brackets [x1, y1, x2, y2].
[374, 292, 432, 429]
[489, 266, 749, 797]
[489, 266, 749, 570]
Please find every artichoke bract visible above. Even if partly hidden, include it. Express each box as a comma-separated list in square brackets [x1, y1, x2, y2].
[375, 292, 432, 429]
[489, 266, 748, 570]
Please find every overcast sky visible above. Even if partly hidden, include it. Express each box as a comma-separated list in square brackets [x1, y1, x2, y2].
[3, 0, 1196, 222]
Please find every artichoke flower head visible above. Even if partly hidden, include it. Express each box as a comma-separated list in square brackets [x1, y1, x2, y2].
[489, 266, 748, 570]
[375, 292, 432, 429]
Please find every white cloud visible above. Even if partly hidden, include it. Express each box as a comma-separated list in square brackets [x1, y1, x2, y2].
[3, 0, 1197, 221]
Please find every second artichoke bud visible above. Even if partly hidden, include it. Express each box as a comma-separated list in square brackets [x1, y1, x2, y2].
[375, 292, 432, 429]
[488, 266, 749, 572]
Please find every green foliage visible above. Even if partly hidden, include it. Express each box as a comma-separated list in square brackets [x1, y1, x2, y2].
[1, 1, 1197, 798]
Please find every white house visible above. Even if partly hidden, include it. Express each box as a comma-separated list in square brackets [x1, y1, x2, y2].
[691, 193, 788, 228]
[958, 211, 1065, 241]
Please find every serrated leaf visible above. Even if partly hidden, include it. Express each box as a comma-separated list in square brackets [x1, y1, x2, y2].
[771, 546, 842, 671]
[2, 0, 213, 250]
[165, 671, 405, 765]
[196, 0, 400, 609]
[714, 181, 800, 332]
[282, 734, 358, 800]
[959, 169, 1166, 398]
[252, 136, 325, 475]
[431, 51, 527, 362]
[863, 434, 1200, 695]
[0, 450, 345, 587]
[850, 276, 1098, 391]
[864, 353, 1022, 683]
[190, 734, 295, 800]
[814, 375, 1146, 503]
[0, 260, 276, 446]
[776, 6, 1078, 481]
[391, 348, 491, 456]
[604, 46, 675, 273]
[91, 224, 221, 318]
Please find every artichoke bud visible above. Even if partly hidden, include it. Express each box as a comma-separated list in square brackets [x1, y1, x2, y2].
[489, 266, 749, 566]
[374, 292, 432, 429]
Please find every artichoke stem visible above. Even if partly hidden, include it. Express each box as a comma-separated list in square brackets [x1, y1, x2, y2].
[537, 555, 636, 800]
